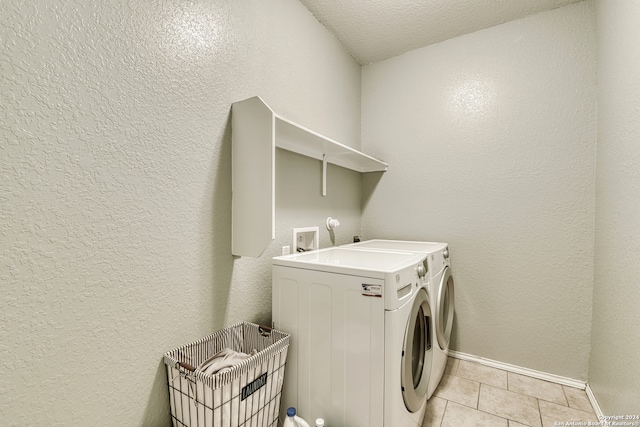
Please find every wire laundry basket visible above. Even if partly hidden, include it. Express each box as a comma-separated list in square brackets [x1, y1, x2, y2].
[164, 322, 290, 427]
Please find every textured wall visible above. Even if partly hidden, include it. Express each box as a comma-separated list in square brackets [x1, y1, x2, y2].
[0, 0, 361, 424]
[590, 0, 640, 413]
[361, 2, 596, 380]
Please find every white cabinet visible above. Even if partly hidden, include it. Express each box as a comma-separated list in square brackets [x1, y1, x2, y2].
[231, 96, 387, 257]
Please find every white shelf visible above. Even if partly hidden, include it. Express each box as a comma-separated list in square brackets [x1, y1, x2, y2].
[231, 96, 387, 257]
[275, 115, 387, 173]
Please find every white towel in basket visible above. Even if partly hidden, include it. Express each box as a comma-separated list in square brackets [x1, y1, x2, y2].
[196, 347, 257, 376]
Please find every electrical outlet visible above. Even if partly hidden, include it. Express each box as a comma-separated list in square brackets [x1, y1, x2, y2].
[281, 246, 291, 255]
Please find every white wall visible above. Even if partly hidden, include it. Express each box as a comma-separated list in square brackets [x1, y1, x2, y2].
[0, 1, 361, 424]
[590, 0, 640, 414]
[361, 2, 597, 380]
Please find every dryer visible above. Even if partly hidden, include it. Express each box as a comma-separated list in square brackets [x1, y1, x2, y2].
[272, 247, 433, 427]
[342, 240, 455, 399]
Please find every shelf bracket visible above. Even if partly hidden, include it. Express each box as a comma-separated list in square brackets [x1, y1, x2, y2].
[322, 154, 328, 196]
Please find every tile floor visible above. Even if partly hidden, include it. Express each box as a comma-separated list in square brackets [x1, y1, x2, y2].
[422, 357, 599, 427]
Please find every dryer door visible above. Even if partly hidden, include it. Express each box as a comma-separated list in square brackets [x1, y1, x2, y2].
[436, 267, 455, 350]
[401, 288, 433, 412]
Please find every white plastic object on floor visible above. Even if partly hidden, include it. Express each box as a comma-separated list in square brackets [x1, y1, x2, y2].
[283, 407, 311, 427]
[315, 418, 325, 427]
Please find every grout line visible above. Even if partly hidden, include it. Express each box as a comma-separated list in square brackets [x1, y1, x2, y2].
[445, 395, 515, 426]
[537, 397, 544, 427]
[561, 384, 570, 407]
[439, 399, 448, 427]
[444, 377, 523, 426]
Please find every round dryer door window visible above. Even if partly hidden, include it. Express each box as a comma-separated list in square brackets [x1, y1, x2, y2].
[436, 267, 455, 350]
[401, 288, 433, 413]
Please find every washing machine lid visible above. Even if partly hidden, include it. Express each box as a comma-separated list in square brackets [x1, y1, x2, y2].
[273, 247, 426, 279]
[343, 239, 448, 254]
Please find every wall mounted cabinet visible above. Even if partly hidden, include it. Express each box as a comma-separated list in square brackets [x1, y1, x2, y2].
[231, 96, 388, 257]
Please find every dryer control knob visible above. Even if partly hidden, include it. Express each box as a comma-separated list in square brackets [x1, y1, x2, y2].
[443, 248, 450, 259]
[417, 264, 427, 278]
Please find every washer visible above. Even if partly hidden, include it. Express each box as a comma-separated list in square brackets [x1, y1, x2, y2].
[342, 240, 455, 399]
[272, 247, 433, 427]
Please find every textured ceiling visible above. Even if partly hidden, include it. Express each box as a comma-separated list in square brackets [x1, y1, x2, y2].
[298, 0, 584, 64]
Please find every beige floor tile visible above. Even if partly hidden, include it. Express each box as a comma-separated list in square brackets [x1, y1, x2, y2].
[422, 396, 447, 427]
[441, 401, 509, 427]
[509, 421, 532, 427]
[508, 372, 567, 406]
[478, 384, 542, 427]
[456, 360, 508, 389]
[444, 357, 459, 376]
[434, 374, 480, 408]
[539, 400, 599, 427]
[562, 386, 595, 413]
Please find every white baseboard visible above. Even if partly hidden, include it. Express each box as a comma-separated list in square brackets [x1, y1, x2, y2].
[448, 350, 587, 390]
[585, 384, 604, 418]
